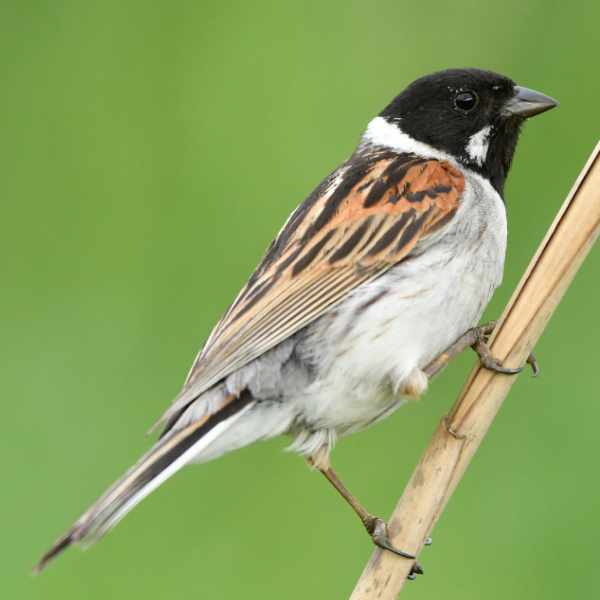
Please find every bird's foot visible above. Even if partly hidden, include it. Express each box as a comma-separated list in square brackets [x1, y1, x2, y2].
[526, 352, 541, 377]
[363, 516, 423, 580]
[407, 562, 424, 580]
[407, 537, 432, 580]
[366, 516, 414, 558]
[471, 322, 539, 376]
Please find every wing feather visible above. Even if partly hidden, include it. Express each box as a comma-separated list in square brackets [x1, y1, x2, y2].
[157, 153, 465, 430]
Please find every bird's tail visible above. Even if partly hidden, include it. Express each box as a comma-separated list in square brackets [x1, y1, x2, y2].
[34, 390, 255, 573]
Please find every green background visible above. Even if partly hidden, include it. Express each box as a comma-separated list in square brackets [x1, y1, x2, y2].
[3, 1, 599, 598]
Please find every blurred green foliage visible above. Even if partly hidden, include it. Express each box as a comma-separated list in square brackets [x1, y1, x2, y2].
[2, 1, 599, 599]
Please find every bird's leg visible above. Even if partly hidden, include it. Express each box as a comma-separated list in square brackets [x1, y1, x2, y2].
[424, 321, 539, 379]
[311, 461, 423, 577]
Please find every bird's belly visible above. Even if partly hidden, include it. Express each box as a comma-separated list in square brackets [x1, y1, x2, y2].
[294, 226, 505, 435]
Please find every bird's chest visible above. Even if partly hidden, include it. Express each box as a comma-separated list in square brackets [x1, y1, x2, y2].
[296, 173, 507, 432]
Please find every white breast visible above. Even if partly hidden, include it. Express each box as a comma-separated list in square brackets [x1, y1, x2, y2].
[293, 168, 507, 436]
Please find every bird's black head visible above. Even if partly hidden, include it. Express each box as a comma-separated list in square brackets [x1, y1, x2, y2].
[380, 68, 558, 194]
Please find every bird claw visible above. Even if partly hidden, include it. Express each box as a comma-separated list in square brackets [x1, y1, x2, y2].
[407, 561, 424, 580]
[364, 517, 423, 580]
[407, 536, 431, 579]
[367, 517, 415, 559]
[471, 322, 539, 376]
[527, 352, 540, 377]
[473, 339, 523, 374]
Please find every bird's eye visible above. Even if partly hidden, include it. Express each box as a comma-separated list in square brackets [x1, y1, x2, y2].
[454, 91, 478, 112]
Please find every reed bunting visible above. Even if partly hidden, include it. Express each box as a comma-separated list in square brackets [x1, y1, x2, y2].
[37, 68, 557, 572]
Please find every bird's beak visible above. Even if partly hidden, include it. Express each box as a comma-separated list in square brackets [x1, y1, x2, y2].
[502, 85, 559, 118]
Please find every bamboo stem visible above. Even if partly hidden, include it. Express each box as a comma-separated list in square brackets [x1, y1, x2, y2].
[350, 142, 600, 600]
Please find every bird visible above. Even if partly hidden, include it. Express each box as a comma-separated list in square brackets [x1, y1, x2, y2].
[36, 68, 557, 573]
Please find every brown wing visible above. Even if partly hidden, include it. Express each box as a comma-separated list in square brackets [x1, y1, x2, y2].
[158, 153, 464, 429]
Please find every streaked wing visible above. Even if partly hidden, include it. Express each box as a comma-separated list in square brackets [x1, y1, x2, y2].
[158, 152, 465, 429]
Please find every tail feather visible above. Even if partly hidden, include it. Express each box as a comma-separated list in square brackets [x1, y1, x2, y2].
[34, 391, 254, 573]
